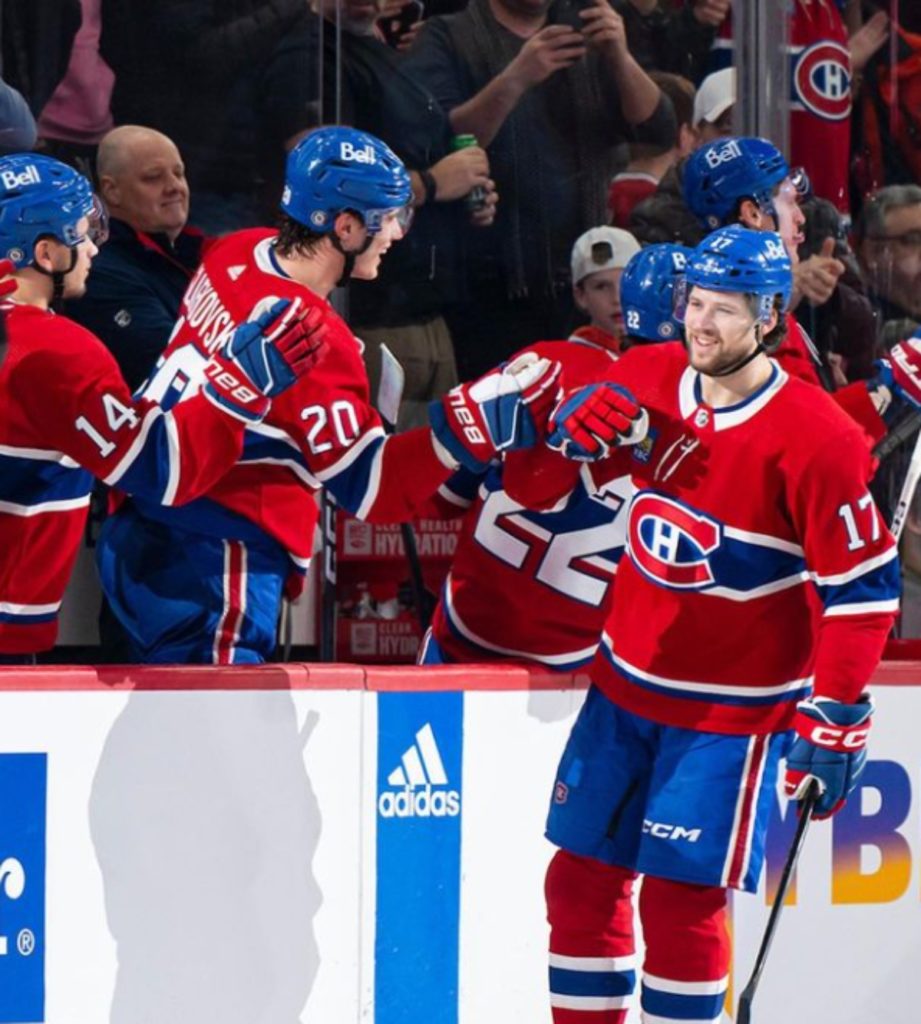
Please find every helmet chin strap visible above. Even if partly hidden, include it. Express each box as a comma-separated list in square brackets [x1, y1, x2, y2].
[700, 322, 767, 379]
[33, 247, 78, 310]
[330, 221, 374, 287]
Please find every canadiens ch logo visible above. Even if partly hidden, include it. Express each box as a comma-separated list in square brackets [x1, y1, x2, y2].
[792, 41, 851, 121]
[628, 492, 721, 589]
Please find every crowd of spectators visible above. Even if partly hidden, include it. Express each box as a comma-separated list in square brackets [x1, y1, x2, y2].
[2, 0, 921, 650]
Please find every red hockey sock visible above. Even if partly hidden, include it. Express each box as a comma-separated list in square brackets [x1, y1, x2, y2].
[638, 876, 730, 1023]
[545, 850, 638, 1024]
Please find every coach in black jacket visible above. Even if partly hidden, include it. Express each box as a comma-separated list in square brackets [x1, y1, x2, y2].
[67, 125, 205, 391]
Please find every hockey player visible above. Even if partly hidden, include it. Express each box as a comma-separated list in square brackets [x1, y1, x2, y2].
[682, 135, 921, 440]
[419, 237, 687, 669]
[0, 154, 328, 661]
[618, 242, 692, 349]
[97, 126, 561, 664]
[709, 0, 866, 216]
[529, 227, 898, 1024]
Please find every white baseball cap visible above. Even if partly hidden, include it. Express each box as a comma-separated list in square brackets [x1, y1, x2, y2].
[693, 67, 736, 127]
[571, 226, 640, 285]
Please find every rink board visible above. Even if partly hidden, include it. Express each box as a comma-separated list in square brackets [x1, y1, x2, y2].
[0, 663, 916, 1024]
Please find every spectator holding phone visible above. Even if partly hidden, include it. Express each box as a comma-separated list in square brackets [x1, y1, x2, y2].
[404, 0, 675, 376]
[376, 0, 426, 49]
[264, 0, 500, 427]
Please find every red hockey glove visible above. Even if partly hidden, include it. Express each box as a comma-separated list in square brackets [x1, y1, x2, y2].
[429, 352, 563, 471]
[547, 382, 648, 461]
[205, 298, 329, 422]
[869, 333, 921, 422]
[784, 694, 873, 819]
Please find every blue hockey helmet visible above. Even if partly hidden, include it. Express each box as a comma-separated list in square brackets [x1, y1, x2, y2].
[675, 225, 793, 325]
[0, 153, 105, 268]
[281, 126, 413, 235]
[683, 137, 791, 230]
[620, 243, 693, 342]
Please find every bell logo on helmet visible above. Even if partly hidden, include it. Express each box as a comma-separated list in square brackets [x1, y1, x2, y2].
[340, 141, 376, 165]
[0, 165, 40, 191]
[704, 139, 742, 169]
[764, 238, 787, 261]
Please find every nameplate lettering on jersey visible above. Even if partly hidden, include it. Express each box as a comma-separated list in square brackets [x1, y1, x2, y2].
[628, 492, 720, 588]
[183, 268, 237, 354]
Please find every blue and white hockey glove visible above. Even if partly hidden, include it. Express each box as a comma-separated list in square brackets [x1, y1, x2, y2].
[866, 334, 921, 424]
[205, 298, 329, 422]
[784, 694, 874, 819]
[429, 352, 562, 471]
[547, 382, 648, 461]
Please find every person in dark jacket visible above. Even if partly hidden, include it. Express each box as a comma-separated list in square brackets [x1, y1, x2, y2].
[66, 125, 204, 390]
[1, 0, 81, 116]
[101, 0, 311, 233]
[405, 0, 676, 376]
[264, 0, 499, 428]
[0, 76, 37, 153]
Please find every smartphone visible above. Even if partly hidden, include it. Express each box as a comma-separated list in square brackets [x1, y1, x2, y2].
[549, 0, 590, 32]
[378, 0, 425, 47]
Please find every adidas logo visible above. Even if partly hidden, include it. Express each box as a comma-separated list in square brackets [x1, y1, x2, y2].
[378, 723, 460, 819]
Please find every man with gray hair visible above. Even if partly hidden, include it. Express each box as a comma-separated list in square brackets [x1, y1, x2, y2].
[67, 124, 203, 390]
[856, 183, 921, 348]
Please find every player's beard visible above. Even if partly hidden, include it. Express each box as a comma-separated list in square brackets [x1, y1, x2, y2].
[687, 323, 760, 378]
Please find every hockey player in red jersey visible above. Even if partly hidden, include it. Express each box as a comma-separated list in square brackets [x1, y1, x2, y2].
[683, 135, 921, 443]
[0, 154, 328, 661]
[709, 0, 856, 216]
[97, 126, 561, 664]
[419, 236, 687, 669]
[527, 226, 898, 1024]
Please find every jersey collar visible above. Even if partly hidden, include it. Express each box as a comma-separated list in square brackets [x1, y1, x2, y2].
[254, 237, 293, 279]
[678, 359, 788, 431]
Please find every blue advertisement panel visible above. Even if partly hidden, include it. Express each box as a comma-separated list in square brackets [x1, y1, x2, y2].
[375, 691, 463, 1024]
[0, 754, 46, 1023]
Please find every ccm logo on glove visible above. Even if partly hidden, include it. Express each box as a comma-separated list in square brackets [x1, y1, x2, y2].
[797, 722, 871, 751]
[203, 363, 261, 406]
[445, 390, 488, 446]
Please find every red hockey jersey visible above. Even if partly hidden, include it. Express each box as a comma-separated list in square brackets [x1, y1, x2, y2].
[136, 228, 451, 570]
[608, 172, 659, 230]
[0, 301, 252, 653]
[516, 343, 898, 734]
[430, 338, 629, 669]
[712, 0, 852, 214]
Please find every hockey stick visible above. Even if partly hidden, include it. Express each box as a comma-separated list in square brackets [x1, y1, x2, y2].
[736, 781, 820, 1024]
[871, 408, 921, 462]
[887, 421, 921, 543]
[319, 489, 338, 661]
[376, 344, 432, 633]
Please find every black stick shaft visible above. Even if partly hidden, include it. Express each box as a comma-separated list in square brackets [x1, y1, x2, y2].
[736, 783, 819, 1024]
